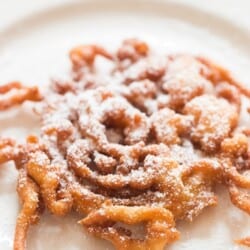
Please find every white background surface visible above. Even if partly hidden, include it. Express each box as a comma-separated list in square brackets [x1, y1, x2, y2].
[0, 1, 250, 250]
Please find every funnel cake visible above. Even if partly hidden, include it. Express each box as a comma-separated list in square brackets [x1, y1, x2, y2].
[0, 39, 250, 249]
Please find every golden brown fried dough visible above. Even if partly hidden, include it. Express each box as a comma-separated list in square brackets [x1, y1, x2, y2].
[0, 40, 250, 249]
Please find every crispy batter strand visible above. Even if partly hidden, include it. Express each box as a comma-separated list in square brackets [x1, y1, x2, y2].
[0, 82, 42, 110]
[27, 151, 72, 216]
[0, 138, 16, 164]
[235, 236, 250, 247]
[198, 57, 250, 98]
[184, 95, 238, 152]
[80, 205, 179, 250]
[14, 169, 42, 250]
[228, 184, 250, 215]
[117, 38, 149, 63]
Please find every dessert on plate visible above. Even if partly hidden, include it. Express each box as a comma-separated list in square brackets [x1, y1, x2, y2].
[0, 39, 250, 250]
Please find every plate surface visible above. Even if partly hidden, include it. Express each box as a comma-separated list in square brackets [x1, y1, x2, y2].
[0, 1, 250, 249]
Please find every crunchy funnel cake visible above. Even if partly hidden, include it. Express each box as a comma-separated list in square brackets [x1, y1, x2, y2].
[0, 39, 250, 250]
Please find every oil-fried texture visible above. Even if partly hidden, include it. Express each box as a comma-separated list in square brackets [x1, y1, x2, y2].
[80, 205, 179, 250]
[0, 81, 42, 110]
[0, 39, 250, 249]
[14, 169, 42, 250]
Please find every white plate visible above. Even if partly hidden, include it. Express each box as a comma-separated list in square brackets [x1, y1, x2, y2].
[0, 1, 250, 250]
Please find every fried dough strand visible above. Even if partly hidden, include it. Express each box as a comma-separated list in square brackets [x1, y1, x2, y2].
[228, 184, 250, 215]
[0, 138, 16, 164]
[198, 57, 250, 98]
[14, 169, 42, 250]
[183, 95, 238, 152]
[27, 151, 73, 216]
[80, 205, 179, 250]
[235, 236, 250, 247]
[0, 82, 42, 110]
